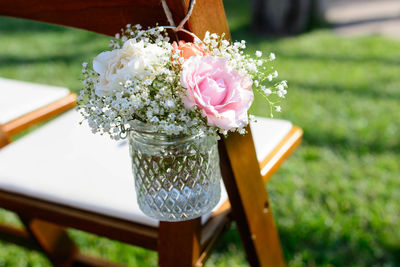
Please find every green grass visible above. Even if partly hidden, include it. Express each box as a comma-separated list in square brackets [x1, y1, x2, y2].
[1, 0, 400, 266]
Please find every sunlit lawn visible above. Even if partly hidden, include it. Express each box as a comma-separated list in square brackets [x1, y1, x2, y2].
[0, 0, 399, 266]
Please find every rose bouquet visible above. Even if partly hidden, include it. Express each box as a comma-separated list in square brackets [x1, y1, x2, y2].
[79, 25, 287, 139]
[78, 25, 287, 221]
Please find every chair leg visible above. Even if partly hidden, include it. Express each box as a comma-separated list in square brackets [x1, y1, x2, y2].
[219, 133, 285, 267]
[20, 217, 78, 267]
[158, 218, 202, 267]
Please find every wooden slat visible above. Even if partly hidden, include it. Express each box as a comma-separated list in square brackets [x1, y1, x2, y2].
[0, 223, 39, 250]
[181, 0, 230, 39]
[158, 218, 202, 267]
[20, 217, 78, 266]
[0, 0, 168, 36]
[219, 127, 286, 267]
[2, 93, 77, 137]
[0, 0, 229, 39]
[0, 222, 126, 267]
[0, 190, 159, 251]
[208, 125, 302, 266]
[0, 126, 11, 148]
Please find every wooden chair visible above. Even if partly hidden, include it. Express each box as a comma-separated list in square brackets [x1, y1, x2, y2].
[0, 1, 303, 266]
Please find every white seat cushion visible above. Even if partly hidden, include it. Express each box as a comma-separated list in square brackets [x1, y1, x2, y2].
[0, 110, 292, 227]
[250, 117, 293, 176]
[250, 116, 293, 162]
[0, 77, 70, 124]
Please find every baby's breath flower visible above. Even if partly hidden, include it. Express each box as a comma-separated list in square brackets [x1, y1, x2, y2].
[269, 53, 276, 60]
[262, 87, 272, 96]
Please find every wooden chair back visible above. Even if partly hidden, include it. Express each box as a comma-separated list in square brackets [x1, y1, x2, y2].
[0, 0, 229, 38]
[0, 1, 287, 266]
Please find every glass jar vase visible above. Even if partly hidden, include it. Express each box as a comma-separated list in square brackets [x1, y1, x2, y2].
[128, 122, 222, 221]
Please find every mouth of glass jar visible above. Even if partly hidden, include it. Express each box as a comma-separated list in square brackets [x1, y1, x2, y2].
[127, 119, 205, 146]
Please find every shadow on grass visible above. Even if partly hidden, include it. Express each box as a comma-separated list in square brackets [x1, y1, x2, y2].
[384, 244, 400, 265]
[278, 225, 400, 266]
[212, 222, 400, 266]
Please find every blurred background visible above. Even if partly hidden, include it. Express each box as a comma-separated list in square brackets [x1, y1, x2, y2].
[0, 0, 399, 266]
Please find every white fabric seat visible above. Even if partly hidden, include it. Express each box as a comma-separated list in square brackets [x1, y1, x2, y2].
[0, 110, 292, 227]
[0, 77, 70, 124]
[250, 116, 293, 176]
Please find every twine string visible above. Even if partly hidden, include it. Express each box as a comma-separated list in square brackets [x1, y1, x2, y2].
[161, 0, 197, 32]
[119, 0, 198, 139]
[162, 26, 200, 41]
[161, 0, 176, 28]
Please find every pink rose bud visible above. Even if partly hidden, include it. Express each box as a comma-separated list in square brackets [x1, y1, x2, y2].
[172, 41, 208, 60]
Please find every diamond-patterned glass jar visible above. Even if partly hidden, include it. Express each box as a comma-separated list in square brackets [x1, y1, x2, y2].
[128, 123, 222, 221]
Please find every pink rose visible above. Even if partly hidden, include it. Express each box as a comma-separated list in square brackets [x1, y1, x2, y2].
[180, 56, 254, 131]
[172, 41, 208, 60]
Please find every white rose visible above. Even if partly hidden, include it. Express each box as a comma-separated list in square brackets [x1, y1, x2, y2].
[93, 40, 166, 96]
